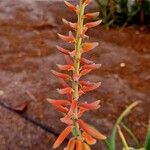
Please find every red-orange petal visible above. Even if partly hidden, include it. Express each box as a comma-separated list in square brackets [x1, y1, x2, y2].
[53, 126, 72, 149]
[57, 64, 74, 71]
[79, 82, 101, 96]
[47, 98, 70, 106]
[80, 100, 101, 110]
[82, 42, 99, 52]
[62, 18, 69, 26]
[81, 58, 93, 65]
[56, 45, 70, 55]
[84, 20, 102, 29]
[58, 33, 75, 43]
[80, 27, 88, 37]
[66, 138, 76, 150]
[77, 107, 87, 117]
[62, 18, 77, 30]
[78, 119, 106, 140]
[80, 82, 101, 93]
[67, 100, 78, 116]
[57, 87, 73, 95]
[64, 55, 73, 65]
[51, 70, 70, 80]
[82, 64, 101, 70]
[60, 116, 73, 125]
[73, 69, 92, 82]
[79, 81, 94, 87]
[73, 73, 80, 82]
[54, 105, 68, 113]
[82, 132, 96, 145]
[80, 69, 92, 77]
[64, 1, 78, 12]
[84, 12, 100, 19]
[76, 139, 83, 150]
[59, 79, 72, 101]
[69, 22, 78, 30]
[69, 50, 76, 57]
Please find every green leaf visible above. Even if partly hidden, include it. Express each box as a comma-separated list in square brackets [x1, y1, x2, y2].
[122, 147, 145, 150]
[145, 115, 150, 150]
[118, 125, 129, 150]
[121, 123, 140, 147]
[104, 138, 113, 150]
[104, 101, 140, 150]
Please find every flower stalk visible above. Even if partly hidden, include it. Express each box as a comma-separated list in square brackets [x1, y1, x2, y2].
[73, 0, 85, 140]
[47, 0, 106, 149]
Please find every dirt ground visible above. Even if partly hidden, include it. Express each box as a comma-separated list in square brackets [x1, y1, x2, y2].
[0, 0, 150, 150]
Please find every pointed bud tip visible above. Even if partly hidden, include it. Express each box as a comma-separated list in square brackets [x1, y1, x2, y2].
[56, 45, 60, 49]
[46, 98, 52, 102]
[94, 42, 99, 46]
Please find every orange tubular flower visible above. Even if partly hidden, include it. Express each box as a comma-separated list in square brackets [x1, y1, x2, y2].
[82, 132, 96, 145]
[83, 142, 91, 150]
[57, 87, 73, 95]
[79, 82, 101, 94]
[56, 45, 70, 55]
[84, 12, 100, 19]
[53, 126, 72, 149]
[78, 119, 106, 140]
[81, 58, 93, 64]
[82, 42, 99, 53]
[58, 33, 75, 43]
[84, 20, 102, 29]
[64, 0, 78, 13]
[47, 0, 106, 149]
[65, 138, 76, 150]
[54, 105, 68, 113]
[47, 98, 70, 105]
[76, 139, 83, 150]
[57, 64, 74, 71]
[51, 70, 70, 80]
[80, 100, 101, 110]
[81, 63, 101, 70]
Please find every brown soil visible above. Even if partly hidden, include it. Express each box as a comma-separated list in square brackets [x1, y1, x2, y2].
[0, 0, 149, 150]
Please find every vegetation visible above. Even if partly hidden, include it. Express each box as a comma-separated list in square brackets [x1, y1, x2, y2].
[95, 0, 150, 27]
[104, 101, 150, 150]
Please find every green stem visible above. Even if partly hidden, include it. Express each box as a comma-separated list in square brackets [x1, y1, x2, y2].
[117, 126, 129, 150]
[72, 0, 85, 139]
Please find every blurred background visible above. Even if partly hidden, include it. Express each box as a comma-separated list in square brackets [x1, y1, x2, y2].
[0, 0, 149, 149]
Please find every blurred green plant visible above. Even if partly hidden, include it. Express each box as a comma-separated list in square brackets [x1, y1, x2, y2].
[145, 115, 150, 150]
[95, 0, 150, 27]
[104, 101, 150, 150]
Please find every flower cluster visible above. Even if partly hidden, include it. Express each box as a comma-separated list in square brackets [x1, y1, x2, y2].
[47, 0, 106, 149]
